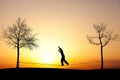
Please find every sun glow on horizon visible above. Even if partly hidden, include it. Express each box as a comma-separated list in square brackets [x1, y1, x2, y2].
[42, 53, 52, 64]
[31, 40, 60, 65]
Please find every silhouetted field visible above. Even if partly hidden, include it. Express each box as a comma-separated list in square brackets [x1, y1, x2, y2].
[0, 68, 120, 80]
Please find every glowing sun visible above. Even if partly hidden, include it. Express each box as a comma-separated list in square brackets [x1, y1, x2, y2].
[33, 41, 59, 64]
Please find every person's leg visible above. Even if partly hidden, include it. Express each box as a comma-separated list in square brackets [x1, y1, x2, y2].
[61, 58, 64, 66]
[64, 59, 69, 65]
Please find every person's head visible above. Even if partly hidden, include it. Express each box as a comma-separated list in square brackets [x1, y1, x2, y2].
[58, 46, 60, 49]
[58, 46, 62, 50]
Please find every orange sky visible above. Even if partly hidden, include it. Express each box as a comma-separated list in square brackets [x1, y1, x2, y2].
[0, 0, 120, 70]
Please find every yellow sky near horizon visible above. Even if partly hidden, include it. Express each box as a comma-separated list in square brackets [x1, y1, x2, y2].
[0, 0, 120, 70]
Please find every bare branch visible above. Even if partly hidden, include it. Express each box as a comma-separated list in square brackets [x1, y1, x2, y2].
[112, 34, 120, 41]
[19, 35, 38, 49]
[93, 23, 106, 34]
[102, 39, 110, 47]
[87, 36, 100, 45]
[88, 23, 120, 47]
[2, 17, 38, 50]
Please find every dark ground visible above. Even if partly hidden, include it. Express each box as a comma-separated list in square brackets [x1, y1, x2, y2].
[0, 68, 120, 80]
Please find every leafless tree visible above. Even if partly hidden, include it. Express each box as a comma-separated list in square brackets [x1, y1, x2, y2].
[87, 23, 119, 69]
[2, 17, 38, 68]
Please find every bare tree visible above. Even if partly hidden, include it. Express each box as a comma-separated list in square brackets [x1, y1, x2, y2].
[87, 23, 119, 69]
[2, 17, 38, 68]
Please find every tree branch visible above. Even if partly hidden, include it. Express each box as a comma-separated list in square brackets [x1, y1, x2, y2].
[87, 36, 100, 45]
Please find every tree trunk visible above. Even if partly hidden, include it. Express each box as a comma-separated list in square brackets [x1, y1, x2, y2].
[16, 46, 20, 68]
[101, 46, 103, 69]
[16, 37, 20, 69]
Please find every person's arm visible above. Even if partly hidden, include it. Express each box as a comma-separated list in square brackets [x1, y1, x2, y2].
[58, 49, 60, 53]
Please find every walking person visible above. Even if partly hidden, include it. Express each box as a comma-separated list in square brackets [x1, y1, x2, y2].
[58, 46, 69, 66]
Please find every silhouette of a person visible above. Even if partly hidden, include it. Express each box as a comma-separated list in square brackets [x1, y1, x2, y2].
[58, 46, 69, 66]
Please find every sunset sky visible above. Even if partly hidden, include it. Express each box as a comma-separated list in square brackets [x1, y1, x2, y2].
[0, 0, 120, 70]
